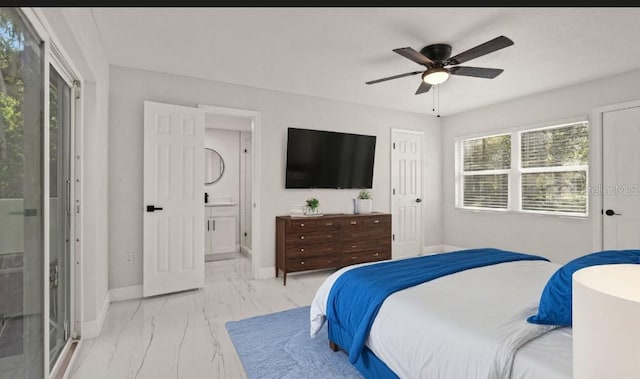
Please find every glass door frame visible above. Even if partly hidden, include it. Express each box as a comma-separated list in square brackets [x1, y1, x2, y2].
[48, 54, 77, 374]
[20, 8, 84, 378]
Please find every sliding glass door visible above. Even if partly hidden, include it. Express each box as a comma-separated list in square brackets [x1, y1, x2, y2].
[48, 65, 71, 370]
[0, 7, 45, 378]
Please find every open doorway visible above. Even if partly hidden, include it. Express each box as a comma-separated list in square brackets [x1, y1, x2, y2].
[199, 105, 261, 279]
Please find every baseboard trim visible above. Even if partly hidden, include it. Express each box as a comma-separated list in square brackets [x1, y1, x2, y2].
[441, 245, 465, 252]
[109, 284, 143, 303]
[257, 266, 275, 280]
[82, 292, 110, 339]
[240, 245, 252, 257]
[421, 244, 443, 255]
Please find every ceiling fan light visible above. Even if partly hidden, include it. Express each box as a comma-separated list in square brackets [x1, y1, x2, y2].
[422, 68, 450, 85]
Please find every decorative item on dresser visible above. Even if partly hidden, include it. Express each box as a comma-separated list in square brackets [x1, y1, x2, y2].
[275, 213, 392, 285]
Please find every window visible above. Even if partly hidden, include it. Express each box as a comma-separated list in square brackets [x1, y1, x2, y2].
[460, 134, 511, 209]
[456, 121, 589, 216]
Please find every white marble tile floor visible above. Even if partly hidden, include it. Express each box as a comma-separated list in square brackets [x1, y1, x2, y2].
[68, 256, 334, 379]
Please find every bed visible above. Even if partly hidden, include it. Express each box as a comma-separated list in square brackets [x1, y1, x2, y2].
[309, 248, 574, 379]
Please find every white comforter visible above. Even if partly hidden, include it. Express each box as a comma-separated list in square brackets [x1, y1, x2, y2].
[310, 258, 561, 379]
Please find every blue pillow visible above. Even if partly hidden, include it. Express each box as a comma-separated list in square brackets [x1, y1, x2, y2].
[527, 249, 640, 326]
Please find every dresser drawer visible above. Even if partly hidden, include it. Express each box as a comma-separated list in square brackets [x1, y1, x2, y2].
[287, 219, 317, 232]
[363, 215, 391, 227]
[342, 250, 390, 266]
[285, 242, 341, 258]
[342, 227, 391, 241]
[342, 239, 390, 253]
[341, 217, 365, 229]
[286, 256, 341, 272]
[285, 231, 340, 246]
[317, 219, 341, 230]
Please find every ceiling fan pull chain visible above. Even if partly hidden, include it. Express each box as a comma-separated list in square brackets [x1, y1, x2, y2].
[437, 85, 441, 118]
[432, 87, 435, 112]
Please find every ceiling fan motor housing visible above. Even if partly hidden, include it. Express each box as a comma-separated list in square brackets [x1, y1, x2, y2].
[419, 44, 452, 63]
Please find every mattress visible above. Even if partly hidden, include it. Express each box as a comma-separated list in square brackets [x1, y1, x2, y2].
[512, 327, 572, 379]
[311, 256, 573, 379]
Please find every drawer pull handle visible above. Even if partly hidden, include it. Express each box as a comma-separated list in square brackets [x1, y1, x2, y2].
[327, 234, 333, 238]
[374, 220, 380, 224]
[300, 223, 304, 227]
[352, 256, 357, 260]
[374, 253, 379, 257]
[301, 261, 305, 265]
[300, 248, 305, 252]
[350, 221, 357, 225]
[300, 236, 305, 240]
[326, 222, 333, 226]
[351, 245, 357, 248]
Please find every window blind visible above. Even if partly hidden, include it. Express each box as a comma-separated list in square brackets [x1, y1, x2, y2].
[520, 122, 589, 214]
[461, 134, 510, 209]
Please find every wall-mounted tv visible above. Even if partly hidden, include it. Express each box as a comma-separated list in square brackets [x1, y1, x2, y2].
[285, 127, 376, 189]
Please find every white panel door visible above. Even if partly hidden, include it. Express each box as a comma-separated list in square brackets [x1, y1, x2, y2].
[391, 130, 423, 257]
[603, 106, 640, 250]
[143, 101, 205, 297]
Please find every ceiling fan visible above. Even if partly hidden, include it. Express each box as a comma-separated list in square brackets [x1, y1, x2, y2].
[366, 36, 514, 95]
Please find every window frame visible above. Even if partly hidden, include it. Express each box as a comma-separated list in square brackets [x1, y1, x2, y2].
[456, 132, 512, 212]
[455, 118, 590, 218]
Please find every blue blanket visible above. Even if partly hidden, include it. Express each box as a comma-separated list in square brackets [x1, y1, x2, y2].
[326, 248, 549, 364]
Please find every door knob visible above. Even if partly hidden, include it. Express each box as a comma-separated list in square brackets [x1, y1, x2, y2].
[605, 209, 621, 216]
[416, 198, 422, 203]
[146, 205, 164, 212]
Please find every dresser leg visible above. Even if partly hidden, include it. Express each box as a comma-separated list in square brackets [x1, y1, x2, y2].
[329, 341, 339, 352]
[275, 266, 279, 278]
[283, 272, 287, 286]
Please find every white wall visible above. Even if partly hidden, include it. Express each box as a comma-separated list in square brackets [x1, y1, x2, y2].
[39, 8, 110, 337]
[108, 64, 441, 289]
[442, 68, 640, 264]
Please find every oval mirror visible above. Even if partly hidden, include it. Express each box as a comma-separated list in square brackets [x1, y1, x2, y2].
[205, 148, 225, 184]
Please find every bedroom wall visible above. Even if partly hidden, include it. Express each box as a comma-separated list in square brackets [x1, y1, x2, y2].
[441, 68, 640, 264]
[108, 65, 442, 290]
[38, 8, 111, 337]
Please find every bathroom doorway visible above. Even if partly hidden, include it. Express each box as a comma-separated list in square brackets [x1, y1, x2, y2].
[199, 105, 261, 279]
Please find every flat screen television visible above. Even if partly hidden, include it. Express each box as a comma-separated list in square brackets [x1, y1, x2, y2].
[285, 127, 376, 189]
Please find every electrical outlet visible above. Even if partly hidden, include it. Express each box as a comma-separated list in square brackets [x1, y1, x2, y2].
[125, 251, 134, 264]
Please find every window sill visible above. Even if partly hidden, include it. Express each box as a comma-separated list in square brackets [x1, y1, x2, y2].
[454, 206, 589, 219]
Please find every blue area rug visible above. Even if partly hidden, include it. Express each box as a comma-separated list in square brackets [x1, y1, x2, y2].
[225, 306, 363, 379]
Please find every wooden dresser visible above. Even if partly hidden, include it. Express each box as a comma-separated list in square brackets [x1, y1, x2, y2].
[275, 213, 391, 285]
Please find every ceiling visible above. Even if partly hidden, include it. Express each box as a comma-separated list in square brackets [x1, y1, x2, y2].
[90, 7, 640, 117]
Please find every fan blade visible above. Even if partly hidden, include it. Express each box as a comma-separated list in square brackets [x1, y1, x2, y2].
[445, 36, 514, 66]
[415, 81, 432, 95]
[449, 66, 504, 79]
[393, 47, 434, 66]
[365, 71, 422, 85]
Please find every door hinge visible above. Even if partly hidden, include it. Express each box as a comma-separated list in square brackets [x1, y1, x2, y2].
[392, 234, 395, 241]
[393, 188, 396, 195]
[244, 232, 248, 237]
[393, 142, 396, 149]
[73, 80, 81, 100]
[244, 148, 248, 153]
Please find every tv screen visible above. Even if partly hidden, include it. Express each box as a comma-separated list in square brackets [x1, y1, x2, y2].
[285, 127, 376, 189]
